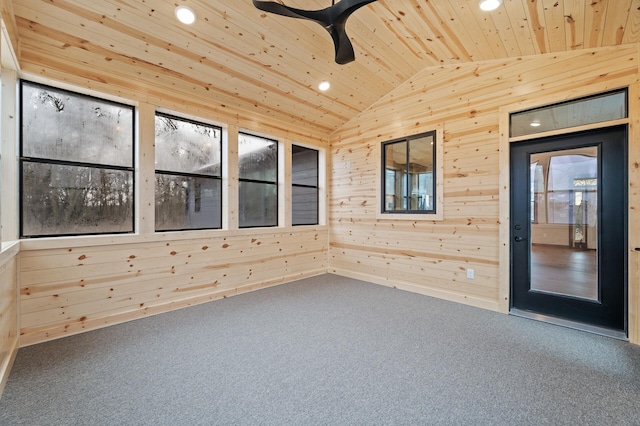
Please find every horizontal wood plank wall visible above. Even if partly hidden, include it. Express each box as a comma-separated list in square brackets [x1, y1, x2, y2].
[0, 244, 19, 396]
[19, 228, 327, 346]
[329, 45, 639, 314]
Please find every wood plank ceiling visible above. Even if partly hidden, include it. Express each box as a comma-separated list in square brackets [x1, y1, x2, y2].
[4, 0, 640, 135]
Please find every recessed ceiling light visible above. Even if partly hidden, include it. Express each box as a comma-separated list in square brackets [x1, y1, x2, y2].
[175, 5, 196, 25]
[318, 81, 331, 91]
[530, 120, 541, 127]
[479, 0, 502, 11]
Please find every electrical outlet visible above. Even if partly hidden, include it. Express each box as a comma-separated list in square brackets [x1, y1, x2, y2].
[466, 268, 475, 279]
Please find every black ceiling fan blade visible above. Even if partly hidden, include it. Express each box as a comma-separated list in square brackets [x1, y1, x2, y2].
[328, 23, 355, 65]
[253, 0, 378, 64]
[252, 1, 327, 24]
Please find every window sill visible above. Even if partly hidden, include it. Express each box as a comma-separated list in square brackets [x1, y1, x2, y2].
[375, 211, 444, 222]
[18, 225, 329, 251]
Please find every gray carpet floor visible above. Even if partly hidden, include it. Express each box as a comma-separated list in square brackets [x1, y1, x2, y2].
[1, 273, 639, 425]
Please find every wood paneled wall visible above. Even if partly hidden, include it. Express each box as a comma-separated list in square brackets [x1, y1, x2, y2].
[329, 45, 640, 338]
[0, 244, 19, 395]
[19, 228, 327, 346]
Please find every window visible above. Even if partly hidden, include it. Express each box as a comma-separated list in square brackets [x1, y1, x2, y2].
[530, 161, 544, 223]
[546, 152, 598, 226]
[20, 81, 134, 237]
[155, 113, 222, 231]
[510, 89, 627, 137]
[292, 145, 319, 225]
[381, 131, 436, 214]
[238, 133, 278, 228]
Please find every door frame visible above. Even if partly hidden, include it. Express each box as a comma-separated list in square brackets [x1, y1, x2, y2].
[498, 81, 640, 345]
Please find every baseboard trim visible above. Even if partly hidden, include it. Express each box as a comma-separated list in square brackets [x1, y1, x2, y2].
[330, 268, 500, 312]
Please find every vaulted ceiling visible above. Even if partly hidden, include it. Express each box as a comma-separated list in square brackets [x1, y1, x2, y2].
[3, 0, 640, 135]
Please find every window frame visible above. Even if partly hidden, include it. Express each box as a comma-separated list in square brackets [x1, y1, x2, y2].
[154, 111, 223, 232]
[377, 125, 444, 221]
[291, 144, 319, 226]
[19, 80, 136, 238]
[510, 89, 628, 138]
[238, 132, 279, 229]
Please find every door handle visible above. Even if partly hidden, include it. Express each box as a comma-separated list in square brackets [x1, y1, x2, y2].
[514, 236, 527, 242]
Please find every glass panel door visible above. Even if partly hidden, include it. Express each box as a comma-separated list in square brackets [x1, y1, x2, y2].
[510, 126, 627, 333]
[529, 147, 598, 301]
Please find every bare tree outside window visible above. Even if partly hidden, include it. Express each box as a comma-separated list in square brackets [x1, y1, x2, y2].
[20, 81, 135, 237]
[238, 133, 278, 228]
[155, 113, 222, 231]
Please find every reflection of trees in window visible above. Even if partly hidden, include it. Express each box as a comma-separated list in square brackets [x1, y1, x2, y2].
[292, 145, 319, 226]
[382, 131, 435, 214]
[154, 113, 222, 231]
[20, 81, 134, 237]
[238, 133, 278, 228]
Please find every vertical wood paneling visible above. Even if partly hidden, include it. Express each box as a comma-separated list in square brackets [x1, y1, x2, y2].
[137, 102, 156, 235]
[0, 245, 19, 397]
[542, 0, 567, 52]
[564, 0, 586, 49]
[19, 228, 327, 346]
[1, 69, 18, 243]
[329, 46, 640, 342]
[584, 0, 609, 48]
[602, 0, 633, 46]
[524, 0, 550, 54]
[628, 80, 640, 344]
[622, 0, 640, 44]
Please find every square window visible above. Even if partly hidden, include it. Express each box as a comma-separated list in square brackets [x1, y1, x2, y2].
[381, 131, 436, 215]
[20, 81, 135, 237]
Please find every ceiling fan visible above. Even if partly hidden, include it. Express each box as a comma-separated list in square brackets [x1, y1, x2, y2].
[252, 0, 378, 64]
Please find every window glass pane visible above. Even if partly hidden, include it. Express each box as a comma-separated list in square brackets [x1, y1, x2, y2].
[239, 133, 277, 182]
[292, 145, 318, 186]
[155, 114, 221, 175]
[409, 134, 434, 211]
[239, 181, 277, 227]
[22, 82, 133, 167]
[293, 186, 318, 225]
[530, 161, 545, 223]
[155, 174, 221, 231]
[384, 141, 407, 211]
[547, 153, 598, 225]
[382, 132, 436, 214]
[292, 145, 319, 226]
[22, 162, 133, 236]
[548, 155, 597, 191]
[510, 90, 627, 137]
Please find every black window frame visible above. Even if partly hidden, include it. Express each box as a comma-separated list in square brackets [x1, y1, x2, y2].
[381, 130, 437, 215]
[238, 132, 279, 229]
[19, 80, 136, 238]
[154, 112, 223, 232]
[291, 144, 319, 226]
